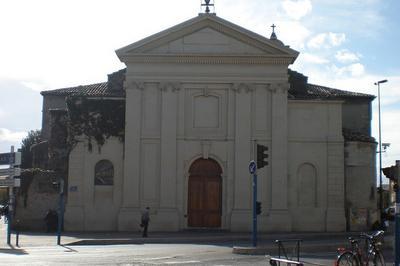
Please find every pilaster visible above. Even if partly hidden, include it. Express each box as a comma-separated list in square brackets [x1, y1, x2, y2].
[269, 82, 291, 230]
[271, 83, 289, 210]
[118, 80, 143, 230]
[157, 82, 180, 229]
[231, 83, 253, 231]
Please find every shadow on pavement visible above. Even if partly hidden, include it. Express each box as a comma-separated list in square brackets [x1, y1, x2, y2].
[61, 245, 78, 253]
[0, 245, 28, 255]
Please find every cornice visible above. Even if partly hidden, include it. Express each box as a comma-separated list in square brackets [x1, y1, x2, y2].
[123, 54, 295, 65]
[288, 99, 345, 104]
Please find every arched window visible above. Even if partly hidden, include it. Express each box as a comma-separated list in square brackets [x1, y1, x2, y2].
[94, 160, 114, 186]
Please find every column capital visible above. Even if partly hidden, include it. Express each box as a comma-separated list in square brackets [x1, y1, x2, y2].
[231, 83, 255, 94]
[124, 80, 145, 91]
[269, 82, 290, 94]
[158, 82, 181, 92]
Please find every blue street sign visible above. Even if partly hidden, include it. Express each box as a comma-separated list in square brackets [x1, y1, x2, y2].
[0, 153, 14, 165]
[249, 160, 257, 174]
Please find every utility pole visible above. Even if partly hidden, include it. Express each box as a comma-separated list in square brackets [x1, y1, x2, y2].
[375, 79, 388, 221]
[7, 146, 14, 245]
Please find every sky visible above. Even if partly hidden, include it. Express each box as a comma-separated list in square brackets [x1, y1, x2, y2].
[0, 0, 399, 176]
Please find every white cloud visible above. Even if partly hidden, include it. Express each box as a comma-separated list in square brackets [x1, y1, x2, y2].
[307, 32, 346, 49]
[346, 63, 365, 77]
[20, 81, 49, 92]
[328, 32, 346, 46]
[326, 63, 365, 78]
[335, 49, 361, 63]
[307, 33, 326, 49]
[277, 21, 312, 49]
[282, 0, 312, 20]
[0, 128, 27, 143]
[299, 53, 329, 64]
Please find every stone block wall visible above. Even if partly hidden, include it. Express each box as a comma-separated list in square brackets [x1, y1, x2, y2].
[344, 141, 377, 231]
[14, 170, 60, 231]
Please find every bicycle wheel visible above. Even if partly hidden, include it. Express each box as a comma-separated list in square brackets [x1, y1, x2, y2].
[336, 251, 360, 266]
[367, 251, 385, 266]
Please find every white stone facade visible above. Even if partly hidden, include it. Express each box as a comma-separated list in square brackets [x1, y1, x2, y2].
[63, 14, 354, 232]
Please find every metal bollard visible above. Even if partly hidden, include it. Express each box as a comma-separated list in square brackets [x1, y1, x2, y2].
[15, 219, 20, 247]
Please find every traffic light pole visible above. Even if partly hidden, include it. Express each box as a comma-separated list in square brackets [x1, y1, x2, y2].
[252, 172, 257, 247]
[57, 178, 64, 245]
[395, 160, 400, 265]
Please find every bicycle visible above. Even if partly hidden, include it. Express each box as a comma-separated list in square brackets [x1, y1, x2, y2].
[335, 230, 385, 266]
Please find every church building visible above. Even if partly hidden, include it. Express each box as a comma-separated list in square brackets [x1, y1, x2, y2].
[39, 10, 377, 232]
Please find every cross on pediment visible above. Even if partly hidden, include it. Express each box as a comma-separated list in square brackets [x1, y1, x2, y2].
[270, 23, 277, 40]
[201, 0, 214, 14]
[271, 24, 276, 33]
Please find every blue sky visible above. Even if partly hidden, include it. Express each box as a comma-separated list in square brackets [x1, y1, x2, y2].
[0, 0, 399, 173]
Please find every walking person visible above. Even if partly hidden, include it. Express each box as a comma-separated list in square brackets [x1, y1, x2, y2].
[141, 207, 150, 237]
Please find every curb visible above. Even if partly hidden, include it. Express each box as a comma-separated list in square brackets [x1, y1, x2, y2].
[232, 242, 348, 256]
[233, 245, 276, 255]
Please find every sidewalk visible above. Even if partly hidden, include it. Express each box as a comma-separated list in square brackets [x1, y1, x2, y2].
[0, 220, 393, 254]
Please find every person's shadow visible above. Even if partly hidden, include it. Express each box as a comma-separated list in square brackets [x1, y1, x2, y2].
[0, 244, 28, 255]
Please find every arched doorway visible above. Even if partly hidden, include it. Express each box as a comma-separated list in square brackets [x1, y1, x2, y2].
[188, 158, 222, 228]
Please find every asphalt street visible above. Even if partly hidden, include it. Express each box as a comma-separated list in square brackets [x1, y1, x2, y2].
[0, 220, 394, 265]
[0, 243, 342, 265]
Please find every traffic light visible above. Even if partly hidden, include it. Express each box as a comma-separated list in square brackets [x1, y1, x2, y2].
[256, 201, 262, 215]
[257, 144, 268, 169]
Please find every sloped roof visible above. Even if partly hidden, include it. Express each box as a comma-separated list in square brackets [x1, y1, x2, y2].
[290, 83, 375, 100]
[343, 128, 376, 143]
[41, 69, 126, 97]
[41, 82, 110, 97]
[41, 69, 374, 101]
[287, 69, 374, 100]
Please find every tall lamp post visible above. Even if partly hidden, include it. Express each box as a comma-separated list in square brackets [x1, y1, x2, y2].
[375, 79, 388, 221]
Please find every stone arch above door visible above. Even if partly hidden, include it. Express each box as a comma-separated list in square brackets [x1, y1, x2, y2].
[187, 158, 222, 228]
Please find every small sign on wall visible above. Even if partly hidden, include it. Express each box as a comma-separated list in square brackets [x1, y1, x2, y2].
[69, 186, 78, 192]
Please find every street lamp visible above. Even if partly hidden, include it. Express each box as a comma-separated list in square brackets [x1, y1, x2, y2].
[375, 79, 388, 221]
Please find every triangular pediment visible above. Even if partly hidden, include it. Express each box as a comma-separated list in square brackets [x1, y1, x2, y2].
[146, 27, 266, 55]
[116, 14, 299, 63]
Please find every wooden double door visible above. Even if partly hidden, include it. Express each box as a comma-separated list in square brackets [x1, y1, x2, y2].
[188, 158, 222, 228]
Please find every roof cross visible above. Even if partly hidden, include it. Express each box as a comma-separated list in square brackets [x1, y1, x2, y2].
[271, 24, 276, 33]
[270, 23, 277, 40]
[201, 0, 214, 14]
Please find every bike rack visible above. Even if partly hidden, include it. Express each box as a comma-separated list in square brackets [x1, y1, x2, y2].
[275, 239, 302, 263]
[269, 256, 304, 266]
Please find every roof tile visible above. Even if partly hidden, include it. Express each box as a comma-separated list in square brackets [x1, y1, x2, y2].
[41, 82, 124, 97]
